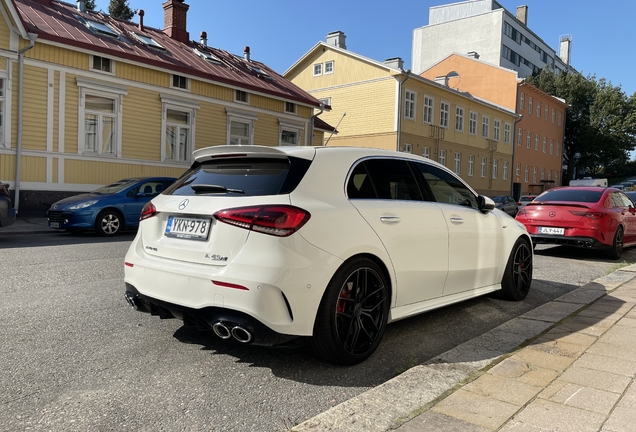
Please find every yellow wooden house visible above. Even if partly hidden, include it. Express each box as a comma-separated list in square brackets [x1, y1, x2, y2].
[284, 31, 518, 197]
[0, 0, 330, 212]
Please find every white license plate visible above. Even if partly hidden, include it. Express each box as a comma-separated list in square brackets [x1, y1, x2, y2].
[50, 222, 60, 228]
[539, 227, 564, 235]
[165, 216, 211, 240]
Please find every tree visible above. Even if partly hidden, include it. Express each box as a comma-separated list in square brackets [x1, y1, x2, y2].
[527, 68, 636, 182]
[108, 0, 135, 21]
[84, 0, 96, 11]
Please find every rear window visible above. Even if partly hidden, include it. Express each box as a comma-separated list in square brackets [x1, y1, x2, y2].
[164, 157, 311, 197]
[535, 189, 603, 203]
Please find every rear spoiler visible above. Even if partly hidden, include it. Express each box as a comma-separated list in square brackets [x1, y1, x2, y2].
[193, 145, 316, 163]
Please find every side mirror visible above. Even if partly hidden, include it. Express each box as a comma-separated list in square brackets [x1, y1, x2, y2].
[477, 195, 496, 213]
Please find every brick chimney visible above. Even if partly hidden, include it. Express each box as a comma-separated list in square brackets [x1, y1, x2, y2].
[162, 0, 190, 43]
[516, 5, 528, 26]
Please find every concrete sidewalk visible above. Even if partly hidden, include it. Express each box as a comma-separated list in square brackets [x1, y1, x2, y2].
[294, 267, 636, 432]
[0, 216, 51, 235]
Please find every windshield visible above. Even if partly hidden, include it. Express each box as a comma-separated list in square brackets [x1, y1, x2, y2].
[91, 179, 137, 194]
[536, 189, 603, 203]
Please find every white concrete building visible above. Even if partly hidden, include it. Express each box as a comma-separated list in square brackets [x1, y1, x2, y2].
[412, 0, 574, 76]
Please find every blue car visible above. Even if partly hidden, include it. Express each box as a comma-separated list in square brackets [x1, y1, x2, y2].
[47, 177, 176, 235]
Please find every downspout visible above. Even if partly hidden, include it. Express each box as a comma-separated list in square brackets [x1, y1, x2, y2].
[396, 69, 411, 151]
[15, 32, 38, 214]
[309, 103, 324, 146]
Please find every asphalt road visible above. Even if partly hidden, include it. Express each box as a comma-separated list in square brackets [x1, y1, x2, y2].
[2, 232, 635, 432]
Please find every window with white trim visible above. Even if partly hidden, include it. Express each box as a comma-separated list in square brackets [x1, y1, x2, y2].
[0, 78, 5, 147]
[404, 90, 416, 120]
[440, 101, 449, 128]
[526, 131, 531, 148]
[528, 97, 533, 114]
[545, 105, 548, 121]
[516, 163, 520, 176]
[533, 167, 537, 183]
[91, 55, 113, 73]
[280, 129, 299, 146]
[439, 149, 446, 166]
[313, 63, 322, 76]
[541, 168, 545, 180]
[468, 155, 474, 176]
[82, 94, 117, 156]
[423, 146, 430, 159]
[550, 139, 554, 154]
[517, 127, 522, 146]
[492, 159, 498, 179]
[469, 111, 477, 135]
[285, 102, 296, 114]
[227, 109, 257, 145]
[482, 116, 489, 138]
[543, 137, 547, 153]
[235, 90, 249, 104]
[493, 119, 500, 141]
[324, 60, 334, 74]
[455, 107, 464, 132]
[503, 161, 508, 180]
[548, 170, 552, 180]
[504, 123, 511, 144]
[520, 92, 524, 110]
[557, 141, 561, 156]
[454, 152, 461, 174]
[423, 96, 434, 124]
[402, 143, 413, 153]
[481, 157, 487, 177]
[535, 134, 539, 151]
[536, 101, 541, 117]
[558, 112, 562, 126]
[164, 109, 193, 162]
[525, 165, 529, 182]
[552, 108, 555, 123]
[172, 74, 188, 90]
[555, 171, 559, 186]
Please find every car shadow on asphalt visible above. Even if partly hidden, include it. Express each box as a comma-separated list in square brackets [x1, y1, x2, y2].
[0, 231, 137, 248]
[534, 244, 636, 262]
[168, 277, 621, 388]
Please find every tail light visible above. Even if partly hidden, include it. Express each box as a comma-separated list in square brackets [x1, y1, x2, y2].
[140, 202, 157, 221]
[569, 210, 604, 220]
[214, 205, 310, 237]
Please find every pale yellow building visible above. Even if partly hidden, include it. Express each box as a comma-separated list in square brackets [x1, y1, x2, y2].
[285, 32, 518, 197]
[0, 0, 329, 212]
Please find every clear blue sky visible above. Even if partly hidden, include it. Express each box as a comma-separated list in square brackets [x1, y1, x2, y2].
[93, 0, 635, 96]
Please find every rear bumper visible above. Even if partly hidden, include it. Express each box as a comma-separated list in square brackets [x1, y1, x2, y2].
[531, 234, 609, 249]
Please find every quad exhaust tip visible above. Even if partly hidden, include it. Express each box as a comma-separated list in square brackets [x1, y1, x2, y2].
[213, 321, 253, 343]
[124, 292, 140, 310]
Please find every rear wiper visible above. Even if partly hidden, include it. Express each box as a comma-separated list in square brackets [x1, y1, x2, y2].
[191, 184, 245, 194]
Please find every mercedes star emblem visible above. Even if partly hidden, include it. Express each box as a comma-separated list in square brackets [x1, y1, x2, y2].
[549, 211, 556, 217]
[178, 199, 189, 210]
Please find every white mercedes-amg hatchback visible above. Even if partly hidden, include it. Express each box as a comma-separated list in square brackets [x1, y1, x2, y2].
[124, 145, 532, 365]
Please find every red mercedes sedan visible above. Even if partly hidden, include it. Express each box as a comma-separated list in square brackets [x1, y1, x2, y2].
[515, 186, 636, 259]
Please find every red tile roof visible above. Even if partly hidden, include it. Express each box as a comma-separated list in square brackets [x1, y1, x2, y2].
[13, 0, 323, 107]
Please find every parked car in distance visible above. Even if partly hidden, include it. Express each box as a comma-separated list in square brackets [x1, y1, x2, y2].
[0, 182, 16, 228]
[47, 177, 176, 236]
[610, 184, 625, 190]
[517, 195, 537, 212]
[620, 181, 636, 191]
[624, 191, 636, 204]
[124, 145, 533, 365]
[515, 186, 636, 259]
[492, 195, 518, 216]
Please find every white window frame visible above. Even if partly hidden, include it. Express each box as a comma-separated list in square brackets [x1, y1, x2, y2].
[550, 139, 554, 155]
[285, 101, 297, 114]
[90, 55, 114, 75]
[468, 155, 475, 176]
[422, 146, 430, 159]
[455, 106, 464, 132]
[469, 111, 477, 135]
[526, 131, 531, 149]
[404, 90, 416, 120]
[516, 163, 520, 176]
[536, 101, 541, 117]
[76, 77, 126, 157]
[493, 119, 501, 141]
[520, 92, 524, 110]
[423, 96, 434, 124]
[541, 168, 545, 180]
[552, 108, 555, 123]
[481, 157, 487, 178]
[558, 112, 562, 126]
[440, 101, 449, 128]
[517, 127, 522, 146]
[545, 105, 549, 121]
[226, 108, 257, 145]
[503, 161, 508, 180]
[235, 89, 249, 104]
[313, 63, 322, 76]
[171, 74, 189, 91]
[533, 167, 537, 183]
[454, 152, 461, 174]
[525, 165, 529, 182]
[402, 143, 413, 153]
[504, 122, 511, 144]
[492, 159, 498, 179]
[543, 137, 547, 153]
[324, 60, 334, 75]
[535, 134, 539, 151]
[439, 149, 446, 166]
[482, 116, 490, 138]
[160, 94, 199, 163]
[528, 97, 533, 114]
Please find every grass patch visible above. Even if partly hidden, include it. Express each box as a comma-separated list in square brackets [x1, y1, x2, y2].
[606, 261, 630, 275]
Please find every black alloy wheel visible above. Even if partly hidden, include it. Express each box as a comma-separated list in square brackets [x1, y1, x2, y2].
[311, 258, 389, 365]
[605, 227, 624, 260]
[501, 238, 533, 301]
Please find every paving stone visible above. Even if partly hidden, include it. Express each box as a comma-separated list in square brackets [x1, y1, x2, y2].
[559, 366, 631, 394]
[538, 380, 569, 400]
[555, 288, 607, 305]
[601, 406, 636, 432]
[397, 411, 490, 432]
[463, 373, 542, 406]
[547, 383, 621, 415]
[488, 358, 530, 379]
[516, 367, 559, 387]
[615, 316, 636, 328]
[528, 337, 593, 358]
[573, 352, 636, 377]
[619, 381, 636, 405]
[576, 309, 624, 323]
[559, 315, 612, 337]
[520, 302, 584, 323]
[501, 399, 605, 432]
[598, 324, 636, 346]
[586, 340, 636, 362]
[431, 389, 521, 431]
[511, 347, 576, 371]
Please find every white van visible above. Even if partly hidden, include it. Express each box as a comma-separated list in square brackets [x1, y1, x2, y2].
[569, 178, 607, 187]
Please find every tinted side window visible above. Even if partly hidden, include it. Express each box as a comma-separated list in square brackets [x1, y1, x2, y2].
[414, 162, 478, 208]
[347, 162, 376, 199]
[358, 159, 423, 201]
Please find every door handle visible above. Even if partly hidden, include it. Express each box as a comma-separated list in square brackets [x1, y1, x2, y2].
[380, 216, 400, 224]
[450, 217, 464, 224]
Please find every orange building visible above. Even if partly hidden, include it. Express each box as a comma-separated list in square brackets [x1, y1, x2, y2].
[422, 53, 567, 199]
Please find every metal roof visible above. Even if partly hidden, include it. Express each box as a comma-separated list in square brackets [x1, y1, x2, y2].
[13, 0, 323, 107]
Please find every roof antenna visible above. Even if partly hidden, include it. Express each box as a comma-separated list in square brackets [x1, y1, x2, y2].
[324, 112, 346, 145]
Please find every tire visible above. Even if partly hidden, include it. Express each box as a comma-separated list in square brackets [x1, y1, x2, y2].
[605, 227, 624, 260]
[95, 210, 123, 236]
[310, 257, 389, 365]
[501, 238, 533, 301]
